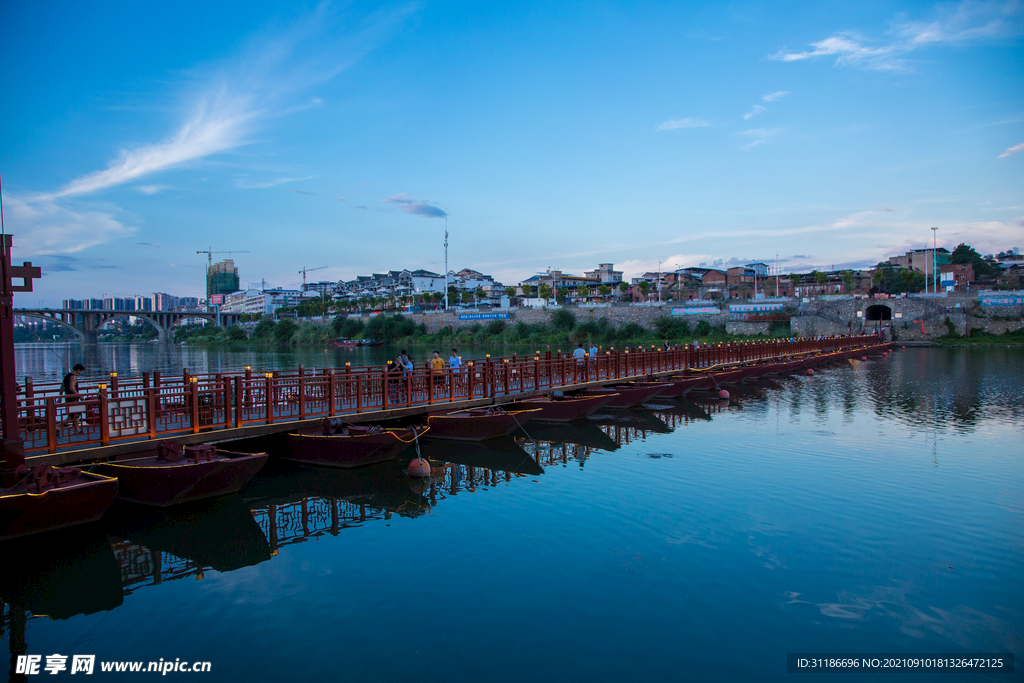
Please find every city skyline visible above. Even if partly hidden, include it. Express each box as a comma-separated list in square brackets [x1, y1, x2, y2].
[2, 1, 1022, 306]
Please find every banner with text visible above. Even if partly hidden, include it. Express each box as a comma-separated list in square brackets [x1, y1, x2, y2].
[458, 312, 510, 320]
[671, 306, 719, 315]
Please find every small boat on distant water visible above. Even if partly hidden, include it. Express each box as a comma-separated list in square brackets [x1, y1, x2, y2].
[1, 466, 119, 541]
[327, 338, 385, 348]
[286, 418, 419, 468]
[503, 392, 616, 422]
[426, 406, 542, 441]
[92, 442, 267, 507]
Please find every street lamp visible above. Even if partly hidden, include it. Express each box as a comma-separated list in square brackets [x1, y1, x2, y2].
[931, 227, 939, 293]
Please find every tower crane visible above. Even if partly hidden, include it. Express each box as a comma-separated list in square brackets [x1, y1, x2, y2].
[197, 248, 249, 301]
[299, 266, 328, 288]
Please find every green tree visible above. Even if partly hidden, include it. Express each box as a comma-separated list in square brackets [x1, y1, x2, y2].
[226, 325, 247, 341]
[475, 287, 486, 303]
[842, 270, 856, 292]
[813, 270, 828, 287]
[505, 286, 516, 299]
[447, 286, 459, 306]
[950, 243, 992, 276]
[618, 281, 629, 293]
[555, 288, 567, 304]
[598, 284, 611, 297]
[639, 281, 651, 297]
[539, 284, 552, 302]
[274, 319, 298, 344]
[461, 290, 474, 305]
[578, 285, 591, 299]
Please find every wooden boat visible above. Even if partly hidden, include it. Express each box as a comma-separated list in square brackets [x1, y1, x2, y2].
[327, 338, 361, 348]
[666, 374, 717, 394]
[503, 392, 616, 422]
[327, 338, 384, 348]
[92, 442, 268, 507]
[580, 383, 667, 408]
[285, 418, 419, 468]
[426, 406, 542, 441]
[1, 465, 119, 541]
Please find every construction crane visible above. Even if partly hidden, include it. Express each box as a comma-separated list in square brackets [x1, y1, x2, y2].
[197, 248, 249, 302]
[299, 265, 328, 288]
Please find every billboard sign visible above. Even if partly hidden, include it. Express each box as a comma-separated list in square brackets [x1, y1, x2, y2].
[458, 312, 510, 321]
[209, 294, 224, 305]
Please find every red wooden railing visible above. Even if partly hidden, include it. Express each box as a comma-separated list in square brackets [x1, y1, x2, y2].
[12, 336, 876, 454]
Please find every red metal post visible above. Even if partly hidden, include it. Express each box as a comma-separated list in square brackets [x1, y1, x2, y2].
[328, 370, 336, 416]
[298, 376, 306, 420]
[234, 377, 243, 427]
[147, 388, 157, 438]
[99, 389, 110, 446]
[265, 376, 273, 425]
[190, 380, 200, 434]
[46, 398, 56, 454]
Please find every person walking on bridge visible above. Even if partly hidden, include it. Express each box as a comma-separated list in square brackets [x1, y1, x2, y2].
[61, 363, 85, 434]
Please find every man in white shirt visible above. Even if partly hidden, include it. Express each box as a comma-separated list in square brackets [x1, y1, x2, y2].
[573, 343, 586, 362]
[449, 348, 462, 373]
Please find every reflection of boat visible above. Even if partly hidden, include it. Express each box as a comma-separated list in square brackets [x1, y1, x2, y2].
[327, 338, 384, 348]
[285, 419, 418, 468]
[240, 460, 423, 512]
[416, 436, 543, 475]
[427, 406, 542, 441]
[103, 495, 271, 573]
[580, 383, 666, 408]
[503, 393, 615, 422]
[0, 526, 123, 620]
[588, 409, 673, 434]
[525, 422, 620, 452]
[92, 443, 268, 507]
[1, 466, 119, 541]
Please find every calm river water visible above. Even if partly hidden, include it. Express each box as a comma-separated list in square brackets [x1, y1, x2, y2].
[2, 345, 1022, 681]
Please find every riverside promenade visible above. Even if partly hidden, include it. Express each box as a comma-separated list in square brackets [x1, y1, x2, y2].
[13, 336, 876, 467]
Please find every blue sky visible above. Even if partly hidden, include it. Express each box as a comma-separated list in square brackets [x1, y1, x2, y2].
[1, 0, 1022, 305]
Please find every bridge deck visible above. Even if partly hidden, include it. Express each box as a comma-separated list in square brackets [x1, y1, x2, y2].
[11, 336, 877, 467]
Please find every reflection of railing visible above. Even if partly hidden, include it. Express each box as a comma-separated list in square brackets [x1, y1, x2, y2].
[111, 541, 208, 595]
[251, 498, 389, 551]
[10, 336, 878, 455]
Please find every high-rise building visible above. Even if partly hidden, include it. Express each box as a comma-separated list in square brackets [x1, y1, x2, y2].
[208, 259, 241, 300]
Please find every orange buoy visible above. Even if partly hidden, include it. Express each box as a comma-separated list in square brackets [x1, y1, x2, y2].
[861, 356, 868, 361]
[806, 368, 814, 375]
[901, 346, 905, 349]
[407, 457, 431, 478]
[718, 389, 730, 399]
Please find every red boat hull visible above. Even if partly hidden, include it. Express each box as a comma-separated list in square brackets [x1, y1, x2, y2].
[667, 375, 716, 394]
[427, 408, 541, 441]
[93, 449, 268, 507]
[285, 428, 415, 468]
[582, 384, 666, 408]
[512, 394, 616, 422]
[1, 473, 118, 541]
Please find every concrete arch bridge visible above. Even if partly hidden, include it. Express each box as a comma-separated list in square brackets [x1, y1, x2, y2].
[15, 309, 243, 344]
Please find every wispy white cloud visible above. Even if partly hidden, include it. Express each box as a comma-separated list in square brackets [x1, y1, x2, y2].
[237, 175, 315, 189]
[770, 0, 1023, 71]
[657, 117, 711, 131]
[763, 90, 791, 102]
[618, 254, 716, 281]
[10, 4, 414, 256]
[744, 105, 766, 120]
[42, 5, 412, 200]
[998, 141, 1024, 158]
[738, 127, 783, 150]
[4, 196, 135, 255]
[383, 193, 448, 218]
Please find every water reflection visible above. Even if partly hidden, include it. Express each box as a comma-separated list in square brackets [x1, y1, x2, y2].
[2, 348, 1021, 680]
